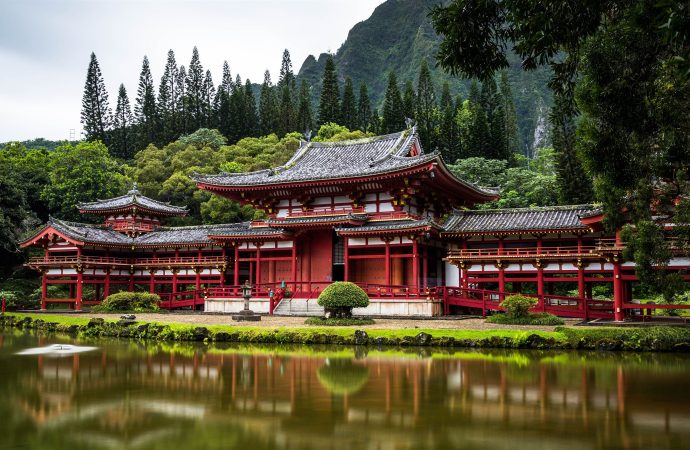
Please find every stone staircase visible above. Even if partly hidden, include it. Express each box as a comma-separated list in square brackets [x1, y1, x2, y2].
[273, 298, 324, 316]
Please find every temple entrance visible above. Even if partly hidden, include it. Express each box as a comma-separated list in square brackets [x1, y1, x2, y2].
[332, 234, 345, 281]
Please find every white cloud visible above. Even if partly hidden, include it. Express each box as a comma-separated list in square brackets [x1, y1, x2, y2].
[0, 0, 383, 141]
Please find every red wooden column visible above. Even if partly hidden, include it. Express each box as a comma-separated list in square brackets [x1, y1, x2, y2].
[172, 269, 179, 294]
[536, 261, 544, 296]
[255, 242, 262, 286]
[75, 268, 83, 311]
[384, 238, 391, 288]
[577, 260, 586, 299]
[412, 238, 419, 291]
[234, 244, 240, 286]
[498, 262, 506, 293]
[220, 245, 227, 286]
[291, 239, 297, 287]
[422, 245, 428, 289]
[613, 257, 624, 321]
[149, 269, 155, 293]
[104, 268, 111, 298]
[41, 270, 47, 310]
[343, 237, 349, 281]
[75, 247, 83, 310]
[195, 268, 202, 291]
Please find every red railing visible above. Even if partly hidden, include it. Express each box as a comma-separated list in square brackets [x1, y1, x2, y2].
[109, 220, 157, 232]
[158, 290, 206, 310]
[438, 286, 615, 320]
[27, 255, 226, 267]
[447, 238, 628, 261]
[287, 206, 366, 218]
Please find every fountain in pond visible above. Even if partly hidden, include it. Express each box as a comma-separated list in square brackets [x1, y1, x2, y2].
[16, 343, 98, 356]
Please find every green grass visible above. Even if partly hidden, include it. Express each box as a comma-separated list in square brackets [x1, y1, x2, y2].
[486, 313, 565, 326]
[5, 312, 690, 352]
[304, 317, 376, 326]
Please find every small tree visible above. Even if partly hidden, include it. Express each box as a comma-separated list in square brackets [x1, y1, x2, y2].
[317, 282, 369, 318]
[500, 295, 537, 319]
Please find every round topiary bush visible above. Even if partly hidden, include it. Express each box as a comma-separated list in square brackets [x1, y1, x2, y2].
[317, 282, 369, 318]
[93, 292, 160, 312]
[500, 294, 538, 319]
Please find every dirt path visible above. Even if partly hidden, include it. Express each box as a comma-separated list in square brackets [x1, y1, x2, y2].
[75, 312, 578, 332]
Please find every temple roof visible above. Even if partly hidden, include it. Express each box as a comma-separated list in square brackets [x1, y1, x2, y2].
[442, 205, 602, 235]
[192, 130, 495, 203]
[78, 184, 188, 216]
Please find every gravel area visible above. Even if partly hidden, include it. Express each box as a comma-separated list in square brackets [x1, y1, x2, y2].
[73, 312, 578, 332]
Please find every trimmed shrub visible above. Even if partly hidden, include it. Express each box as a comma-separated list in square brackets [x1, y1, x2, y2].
[317, 282, 370, 318]
[501, 295, 537, 318]
[93, 292, 161, 312]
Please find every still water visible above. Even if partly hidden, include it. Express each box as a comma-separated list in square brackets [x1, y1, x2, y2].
[1, 331, 690, 450]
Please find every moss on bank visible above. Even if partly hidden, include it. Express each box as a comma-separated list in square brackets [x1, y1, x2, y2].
[2, 313, 690, 352]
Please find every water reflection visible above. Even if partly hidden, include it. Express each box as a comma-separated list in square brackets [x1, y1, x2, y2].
[1, 332, 690, 449]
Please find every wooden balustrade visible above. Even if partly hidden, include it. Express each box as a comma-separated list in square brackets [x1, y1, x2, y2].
[287, 206, 366, 218]
[27, 255, 226, 267]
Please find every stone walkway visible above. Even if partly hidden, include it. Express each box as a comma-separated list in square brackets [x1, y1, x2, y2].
[77, 312, 578, 332]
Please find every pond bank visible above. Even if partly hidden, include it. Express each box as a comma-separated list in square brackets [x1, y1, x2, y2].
[3, 313, 690, 352]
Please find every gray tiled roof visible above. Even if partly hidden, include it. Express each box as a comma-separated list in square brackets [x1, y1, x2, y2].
[442, 205, 602, 234]
[267, 213, 369, 226]
[44, 219, 282, 246]
[336, 218, 441, 234]
[48, 218, 133, 245]
[79, 185, 187, 216]
[193, 129, 438, 186]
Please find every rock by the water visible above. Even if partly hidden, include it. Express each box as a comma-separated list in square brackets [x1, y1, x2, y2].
[354, 330, 368, 345]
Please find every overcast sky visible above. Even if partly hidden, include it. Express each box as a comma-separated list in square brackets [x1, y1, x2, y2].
[0, 0, 383, 141]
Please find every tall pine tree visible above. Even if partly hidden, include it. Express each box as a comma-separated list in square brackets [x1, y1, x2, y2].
[382, 72, 405, 134]
[158, 50, 180, 142]
[135, 55, 158, 148]
[203, 70, 215, 128]
[177, 65, 188, 134]
[112, 84, 135, 159]
[185, 47, 206, 131]
[416, 60, 436, 149]
[340, 77, 357, 130]
[81, 52, 111, 142]
[498, 70, 521, 159]
[215, 61, 233, 140]
[318, 55, 340, 125]
[402, 80, 416, 121]
[357, 82, 371, 132]
[243, 78, 258, 137]
[552, 94, 593, 203]
[259, 70, 278, 135]
[277, 50, 296, 136]
[439, 82, 459, 163]
[296, 79, 313, 134]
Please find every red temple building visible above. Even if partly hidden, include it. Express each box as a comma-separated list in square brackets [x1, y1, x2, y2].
[21, 128, 689, 320]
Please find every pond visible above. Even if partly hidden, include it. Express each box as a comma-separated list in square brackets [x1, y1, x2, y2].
[1, 331, 689, 449]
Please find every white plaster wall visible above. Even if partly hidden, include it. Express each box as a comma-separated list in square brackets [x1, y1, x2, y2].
[205, 298, 271, 314]
[445, 262, 460, 287]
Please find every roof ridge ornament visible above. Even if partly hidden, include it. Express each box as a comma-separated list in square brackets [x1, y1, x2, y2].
[127, 182, 140, 196]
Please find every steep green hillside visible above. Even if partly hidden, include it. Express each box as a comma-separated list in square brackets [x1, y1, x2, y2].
[297, 0, 552, 153]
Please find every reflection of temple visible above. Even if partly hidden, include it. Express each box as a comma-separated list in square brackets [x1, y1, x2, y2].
[9, 340, 690, 449]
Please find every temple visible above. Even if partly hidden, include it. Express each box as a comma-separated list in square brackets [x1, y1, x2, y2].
[21, 128, 688, 320]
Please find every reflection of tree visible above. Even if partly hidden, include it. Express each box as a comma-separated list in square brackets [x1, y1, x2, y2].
[317, 359, 370, 396]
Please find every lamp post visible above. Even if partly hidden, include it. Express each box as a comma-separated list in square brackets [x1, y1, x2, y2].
[232, 280, 261, 321]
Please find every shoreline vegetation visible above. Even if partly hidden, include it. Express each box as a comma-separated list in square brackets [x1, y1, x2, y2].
[3, 313, 690, 352]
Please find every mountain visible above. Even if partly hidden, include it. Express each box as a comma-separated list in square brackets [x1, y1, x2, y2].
[297, 0, 553, 154]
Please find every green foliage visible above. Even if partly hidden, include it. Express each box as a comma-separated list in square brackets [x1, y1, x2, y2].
[41, 141, 129, 221]
[305, 317, 376, 326]
[317, 282, 370, 318]
[178, 128, 227, 150]
[448, 156, 558, 208]
[487, 312, 564, 326]
[501, 295, 538, 319]
[81, 52, 111, 142]
[93, 291, 161, 312]
[312, 123, 374, 143]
